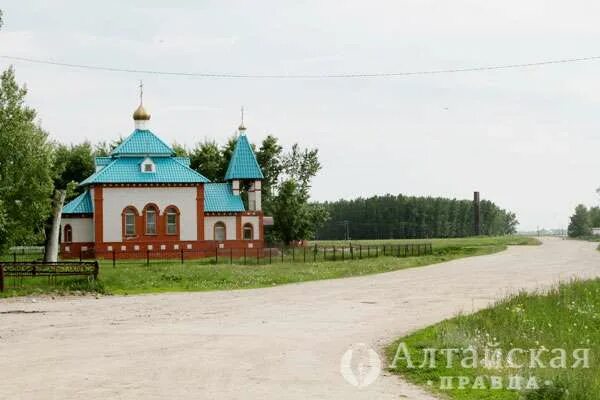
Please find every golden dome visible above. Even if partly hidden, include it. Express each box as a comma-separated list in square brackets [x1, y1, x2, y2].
[133, 104, 151, 121]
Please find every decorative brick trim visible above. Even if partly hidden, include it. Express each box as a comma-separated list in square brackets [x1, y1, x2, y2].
[62, 213, 93, 219]
[196, 185, 204, 241]
[93, 185, 104, 244]
[236, 214, 242, 241]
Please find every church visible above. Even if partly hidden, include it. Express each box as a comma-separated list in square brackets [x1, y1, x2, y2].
[60, 99, 265, 259]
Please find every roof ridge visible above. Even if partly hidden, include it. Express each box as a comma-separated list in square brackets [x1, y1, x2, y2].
[80, 158, 118, 185]
[172, 157, 211, 182]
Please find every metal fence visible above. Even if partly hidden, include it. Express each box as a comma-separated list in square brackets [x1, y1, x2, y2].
[2, 243, 434, 267]
[103, 243, 433, 267]
[0, 261, 99, 292]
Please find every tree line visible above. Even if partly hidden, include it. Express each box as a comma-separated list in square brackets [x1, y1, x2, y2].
[567, 204, 600, 238]
[315, 195, 518, 240]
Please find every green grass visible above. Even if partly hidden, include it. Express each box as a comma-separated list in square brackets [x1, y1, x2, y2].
[387, 279, 600, 400]
[0, 236, 538, 298]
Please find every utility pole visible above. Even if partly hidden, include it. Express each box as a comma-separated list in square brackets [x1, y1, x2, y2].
[473, 191, 481, 236]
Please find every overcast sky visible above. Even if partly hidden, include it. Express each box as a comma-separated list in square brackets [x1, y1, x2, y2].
[2, 1, 600, 230]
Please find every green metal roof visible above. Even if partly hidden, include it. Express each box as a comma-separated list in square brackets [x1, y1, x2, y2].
[62, 190, 93, 214]
[80, 157, 209, 185]
[224, 134, 264, 180]
[204, 183, 245, 212]
[111, 129, 174, 156]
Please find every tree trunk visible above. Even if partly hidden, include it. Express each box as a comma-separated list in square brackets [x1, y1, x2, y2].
[44, 190, 65, 262]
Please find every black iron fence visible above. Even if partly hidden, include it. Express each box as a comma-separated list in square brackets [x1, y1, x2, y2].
[103, 243, 433, 267]
[0, 261, 99, 292]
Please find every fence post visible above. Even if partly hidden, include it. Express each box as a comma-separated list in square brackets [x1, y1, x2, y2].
[79, 248, 82, 262]
[313, 245, 317, 262]
[256, 248, 259, 265]
[269, 247, 272, 264]
[146, 250, 149, 266]
[292, 246, 295, 262]
[281, 247, 284, 263]
[230, 248, 233, 264]
[376, 246, 379, 257]
[215, 246, 218, 264]
[181, 248, 184, 264]
[333, 246, 336, 261]
[383, 245, 386, 256]
[359, 245, 362, 259]
[112, 250, 116, 267]
[0, 264, 4, 292]
[367, 246, 370, 258]
[304, 247, 307, 263]
[342, 246, 345, 261]
[93, 261, 99, 280]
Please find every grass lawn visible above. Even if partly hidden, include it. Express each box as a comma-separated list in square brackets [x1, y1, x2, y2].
[387, 278, 600, 400]
[0, 236, 538, 298]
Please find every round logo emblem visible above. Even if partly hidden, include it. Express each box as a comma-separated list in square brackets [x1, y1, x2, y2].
[340, 343, 382, 388]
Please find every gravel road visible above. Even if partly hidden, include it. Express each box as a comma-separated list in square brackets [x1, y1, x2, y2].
[1, 237, 598, 400]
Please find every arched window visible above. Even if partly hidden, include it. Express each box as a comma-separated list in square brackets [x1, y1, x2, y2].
[165, 206, 179, 235]
[64, 224, 73, 243]
[243, 223, 253, 240]
[214, 221, 226, 241]
[124, 207, 137, 237]
[145, 206, 158, 234]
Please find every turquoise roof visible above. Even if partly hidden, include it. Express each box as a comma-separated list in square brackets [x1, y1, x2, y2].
[175, 157, 191, 167]
[204, 183, 245, 212]
[224, 134, 264, 180]
[62, 190, 93, 214]
[95, 156, 112, 167]
[80, 157, 209, 185]
[111, 130, 174, 156]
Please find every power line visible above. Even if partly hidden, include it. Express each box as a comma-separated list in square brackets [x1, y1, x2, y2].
[1, 54, 600, 79]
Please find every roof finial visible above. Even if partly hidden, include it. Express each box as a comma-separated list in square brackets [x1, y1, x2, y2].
[133, 80, 151, 123]
[238, 106, 246, 132]
[139, 80, 144, 105]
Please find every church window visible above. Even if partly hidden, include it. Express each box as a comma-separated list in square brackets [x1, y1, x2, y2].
[243, 223, 253, 240]
[166, 207, 178, 235]
[146, 208, 157, 234]
[214, 221, 226, 241]
[64, 225, 73, 243]
[125, 209, 136, 236]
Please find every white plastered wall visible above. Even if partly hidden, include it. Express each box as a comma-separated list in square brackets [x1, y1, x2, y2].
[102, 187, 197, 242]
[204, 216, 237, 240]
[241, 216, 260, 240]
[62, 218, 94, 243]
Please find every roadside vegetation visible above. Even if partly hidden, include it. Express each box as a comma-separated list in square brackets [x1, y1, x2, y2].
[387, 278, 600, 400]
[0, 236, 538, 298]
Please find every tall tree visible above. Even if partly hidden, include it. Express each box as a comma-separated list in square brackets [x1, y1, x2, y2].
[190, 140, 224, 182]
[0, 67, 54, 249]
[52, 142, 95, 198]
[172, 142, 188, 157]
[256, 135, 283, 211]
[568, 204, 591, 238]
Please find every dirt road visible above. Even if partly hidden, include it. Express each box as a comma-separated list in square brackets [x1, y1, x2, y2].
[1, 238, 598, 400]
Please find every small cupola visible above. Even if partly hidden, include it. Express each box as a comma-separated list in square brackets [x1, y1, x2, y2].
[133, 81, 151, 130]
[141, 157, 155, 173]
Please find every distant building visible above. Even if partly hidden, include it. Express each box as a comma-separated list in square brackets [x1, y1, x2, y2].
[591, 227, 600, 236]
[60, 99, 265, 259]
